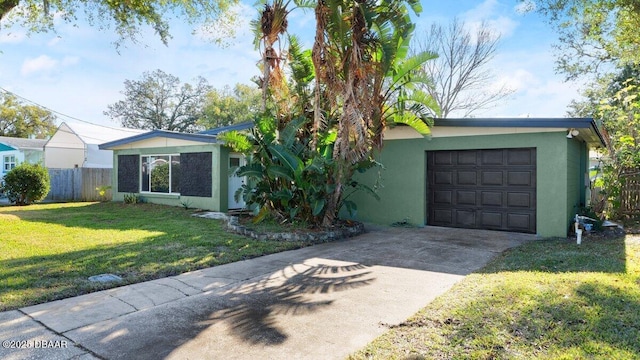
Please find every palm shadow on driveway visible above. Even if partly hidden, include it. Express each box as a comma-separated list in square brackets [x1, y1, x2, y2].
[205, 262, 374, 346]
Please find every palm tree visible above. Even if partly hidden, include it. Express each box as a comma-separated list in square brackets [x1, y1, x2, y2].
[312, 0, 439, 226]
[232, 0, 438, 227]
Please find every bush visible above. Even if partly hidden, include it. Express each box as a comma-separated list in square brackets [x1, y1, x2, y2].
[1, 163, 50, 206]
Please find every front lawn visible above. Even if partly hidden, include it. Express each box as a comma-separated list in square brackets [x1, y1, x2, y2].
[351, 232, 640, 359]
[0, 202, 306, 311]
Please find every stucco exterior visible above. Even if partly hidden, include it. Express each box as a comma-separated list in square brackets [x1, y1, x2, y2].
[352, 129, 592, 238]
[110, 144, 235, 212]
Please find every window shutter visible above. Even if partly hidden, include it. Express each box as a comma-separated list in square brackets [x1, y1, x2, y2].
[117, 155, 139, 193]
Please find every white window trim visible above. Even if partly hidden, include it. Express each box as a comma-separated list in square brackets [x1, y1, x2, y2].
[140, 154, 180, 195]
[3, 155, 16, 172]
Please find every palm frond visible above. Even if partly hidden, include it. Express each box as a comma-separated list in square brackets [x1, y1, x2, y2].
[391, 112, 431, 136]
[218, 130, 253, 153]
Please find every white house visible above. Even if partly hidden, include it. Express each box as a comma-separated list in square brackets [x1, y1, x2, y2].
[44, 122, 145, 169]
[0, 136, 47, 179]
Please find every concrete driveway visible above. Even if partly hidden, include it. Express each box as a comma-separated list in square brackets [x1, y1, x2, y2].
[0, 225, 534, 360]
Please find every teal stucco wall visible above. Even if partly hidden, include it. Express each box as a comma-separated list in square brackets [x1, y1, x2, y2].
[111, 144, 234, 211]
[352, 131, 583, 238]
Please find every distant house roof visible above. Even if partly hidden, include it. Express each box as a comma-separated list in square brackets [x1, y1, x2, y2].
[0, 136, 48, 151]
[99, 129, 219, 150]
[52, 122, 146, 146]
[199, 121, 254, 136]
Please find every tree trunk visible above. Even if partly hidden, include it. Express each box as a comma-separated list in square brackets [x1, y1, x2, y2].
[322, 164, 345, 227]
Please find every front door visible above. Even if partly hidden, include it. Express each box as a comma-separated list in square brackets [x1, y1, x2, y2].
[228, 154, 246, 209]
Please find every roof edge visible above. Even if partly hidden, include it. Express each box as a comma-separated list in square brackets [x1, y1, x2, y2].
[433, 117, 594, 128]
[99, 130, 218, 150]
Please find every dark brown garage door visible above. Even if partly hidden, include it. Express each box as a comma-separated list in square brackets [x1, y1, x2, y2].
[427, 148, 536, 233]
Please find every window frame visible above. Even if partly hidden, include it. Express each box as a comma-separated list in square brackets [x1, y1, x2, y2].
[3, 155, 16, 172]
[140, 154, 181, 195]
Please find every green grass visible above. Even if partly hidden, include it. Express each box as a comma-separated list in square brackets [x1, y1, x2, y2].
[0, 202, 307, 311]
[350, 234, 640, 359]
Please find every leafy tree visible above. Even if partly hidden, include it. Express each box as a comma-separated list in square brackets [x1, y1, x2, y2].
[413, 18, 514, 118]
[224, 0, 438, 227]
[568, 65, 640, 217]
[530, 0, 640, 79]
[595, 66, 640, 216]
[1, 163, 50, 205]
[199, 84, 262, 129]
[0, 93, 56, 138]
[105, 69, 211, 133]
[0, 0, 237, 45]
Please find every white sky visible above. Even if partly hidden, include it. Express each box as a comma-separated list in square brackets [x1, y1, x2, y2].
[0, 0, 584, 128]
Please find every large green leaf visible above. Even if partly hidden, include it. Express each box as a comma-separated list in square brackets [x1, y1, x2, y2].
[311, 198, 325, 216]
[266, 164, 294, 180]
[391, 112, 431, 136]
[237, 163, 265, 178]
[342, 200, 357, 217]
[218, 130, 253, 153]
[279, 116, 308, 148]
[392, 51, 438, 84]
[270, 144, 303, 173]
[405, 90, 441, 116]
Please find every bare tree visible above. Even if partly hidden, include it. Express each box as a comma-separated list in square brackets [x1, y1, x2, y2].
[414, 18, 514, 118]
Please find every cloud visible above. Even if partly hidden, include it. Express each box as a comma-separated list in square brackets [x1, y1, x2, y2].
[21, 55, 58, 75]
[461, 0, 519, 38]
[515, 1, 537, 15]
[62, 56, 80, 66]
[20, 54, 80, 76]
[47, 36, 62, 47]
[0, 31, 26, 44]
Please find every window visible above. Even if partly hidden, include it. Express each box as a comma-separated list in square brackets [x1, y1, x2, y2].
[3, 155, 16, 172]
[141, 155, 180, 194]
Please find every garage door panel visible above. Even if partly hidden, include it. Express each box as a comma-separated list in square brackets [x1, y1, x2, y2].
[480, 212, 503, 228]
[427, 148, 536, 233]
[482, 149, 504, 165]
[433, 190, 452, 205]
[456, 190, 477, 205]
[432, 209, 452, 223]
[457, 151, 478, 165]
[434, 152, 454, 165]
[456, 210, 476, 227]
[434, 171, 453, 185]
[507, 192, 532, 208]
[507, 171, 534, 186]
[457, 171, 478, 185]
[481, 171, 504, 186]
[507, 213, 534, 230]
[481, 191, 503, 207]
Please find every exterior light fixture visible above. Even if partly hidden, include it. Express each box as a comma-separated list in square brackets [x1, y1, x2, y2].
[566, 129, 579, 138]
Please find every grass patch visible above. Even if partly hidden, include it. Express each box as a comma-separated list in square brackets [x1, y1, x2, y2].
[237, 214, 313, 233]
[0, 202, 307, 311]
[350, 234, 640, 359]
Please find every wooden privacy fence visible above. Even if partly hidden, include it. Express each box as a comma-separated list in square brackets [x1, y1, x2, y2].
[621, 170, 640, 216]
[46, 168, 112, 202]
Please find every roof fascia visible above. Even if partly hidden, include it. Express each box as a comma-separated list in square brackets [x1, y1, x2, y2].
[99, 130, 218, 149]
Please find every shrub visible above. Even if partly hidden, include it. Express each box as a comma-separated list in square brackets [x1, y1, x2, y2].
[1, 163, 50, 205]
[123, 193, 142, 204]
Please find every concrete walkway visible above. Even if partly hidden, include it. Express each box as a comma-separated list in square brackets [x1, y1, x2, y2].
[0, 226, 535, 360]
